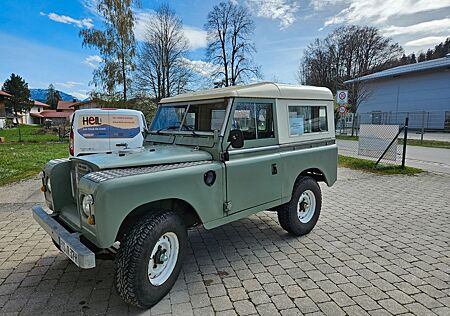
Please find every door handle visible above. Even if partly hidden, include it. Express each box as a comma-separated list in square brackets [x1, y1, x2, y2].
[271, 163, 278, 175]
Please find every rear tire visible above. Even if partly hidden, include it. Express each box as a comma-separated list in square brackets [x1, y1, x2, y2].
[277, 177, 322, 236]
[115, 210, 187, 308]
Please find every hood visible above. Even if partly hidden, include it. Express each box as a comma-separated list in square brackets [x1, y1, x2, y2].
[73, 145, 212, 170]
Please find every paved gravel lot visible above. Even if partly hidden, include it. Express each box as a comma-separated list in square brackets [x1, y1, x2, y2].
[0, 169, 449, 316]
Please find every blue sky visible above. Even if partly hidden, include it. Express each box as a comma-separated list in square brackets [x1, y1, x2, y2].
[1, 0, 449, 99]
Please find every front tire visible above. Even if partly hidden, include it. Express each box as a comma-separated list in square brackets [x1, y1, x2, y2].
[115, 210, 187, 308]
[277, 177, 322, 236]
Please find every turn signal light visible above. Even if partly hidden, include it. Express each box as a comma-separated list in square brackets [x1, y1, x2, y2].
[87, 215, 95, 225]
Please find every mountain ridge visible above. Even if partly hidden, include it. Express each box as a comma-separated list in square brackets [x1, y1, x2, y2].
[30, 89, 78, 103]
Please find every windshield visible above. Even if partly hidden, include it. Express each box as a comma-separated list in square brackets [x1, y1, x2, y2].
[151, 100, 228, 133]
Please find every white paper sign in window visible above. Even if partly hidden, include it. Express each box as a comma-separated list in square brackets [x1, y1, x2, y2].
[289, 113, 304, 136]
[288, 106, 328, 137]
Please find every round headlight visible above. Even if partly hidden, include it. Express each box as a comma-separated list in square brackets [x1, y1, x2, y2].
[81, 194, 94, 217]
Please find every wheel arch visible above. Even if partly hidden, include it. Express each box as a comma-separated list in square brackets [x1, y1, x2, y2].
[296, 168, 328, 185]
[291, 168, 327, 197]
[116, 198, 201, 242]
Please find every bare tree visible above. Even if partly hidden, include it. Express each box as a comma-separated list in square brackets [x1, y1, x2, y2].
[298, 25, 403, 112]
[134, 4, 191, 100]
[205, 1, 260, 87]
[298, 26, 403, 135]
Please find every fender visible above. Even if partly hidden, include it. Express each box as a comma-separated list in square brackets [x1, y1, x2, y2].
[77, 161, 225, 248]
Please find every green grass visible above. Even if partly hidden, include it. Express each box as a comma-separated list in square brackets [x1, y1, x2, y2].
[0, 143, 68, 186]
[0, 125, 61, 142]
[336, 134, 450, 149]
[401, 138, 450, 149]
[338, 155, 422, 175]
[336, 135, 358, 141]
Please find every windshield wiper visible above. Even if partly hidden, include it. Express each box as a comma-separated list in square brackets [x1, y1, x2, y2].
[182, 125, 200, 137]
[156, 125, 180, 134]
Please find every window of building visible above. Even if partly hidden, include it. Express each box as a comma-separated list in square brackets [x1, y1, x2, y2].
[288, 106, 328, 136]
[233, 102, 274, 140]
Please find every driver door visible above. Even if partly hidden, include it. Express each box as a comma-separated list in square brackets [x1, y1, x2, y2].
[224, 100, 282, 214]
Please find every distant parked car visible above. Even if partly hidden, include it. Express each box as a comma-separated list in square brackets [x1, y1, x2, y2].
[69, 108, 148, 157]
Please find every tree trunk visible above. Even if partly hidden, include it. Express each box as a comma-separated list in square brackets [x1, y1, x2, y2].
[121, 46, 127, 104]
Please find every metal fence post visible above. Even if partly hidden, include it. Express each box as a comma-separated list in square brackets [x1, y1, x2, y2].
[420, 111, 425, 144]
[402, 117, 409, 168]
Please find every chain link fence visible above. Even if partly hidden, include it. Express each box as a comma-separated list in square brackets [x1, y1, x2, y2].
[337, 110, 450, 141]
[336, 112, 424, 165]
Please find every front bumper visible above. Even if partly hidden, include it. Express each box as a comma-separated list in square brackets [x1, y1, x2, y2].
[32, 206, 96, 269]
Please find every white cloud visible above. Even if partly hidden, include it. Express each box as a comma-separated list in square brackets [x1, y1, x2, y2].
[382, 18, 450, 37]
[134, 11, 152, 42]
[81, 0, 100, 15]
[82, 55, 103, 68]
[40, 12, 93, 29]
[245, 0, 299, 30]
[134, 11, 207, 51]
[181, 58, 219, 77]
[310, 0, 344, 11]
[323, 0, 450, 26]
[405, 36, 448, 47]
[70, 91, 89, 100]
[56, 81, 84, 89]
[183, 26, 208, 51]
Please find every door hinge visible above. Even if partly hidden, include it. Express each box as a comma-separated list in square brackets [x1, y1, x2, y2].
[224, 201, 232, 214]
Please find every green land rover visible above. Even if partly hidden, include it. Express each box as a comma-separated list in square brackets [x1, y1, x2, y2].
[32, 82, 337, 308]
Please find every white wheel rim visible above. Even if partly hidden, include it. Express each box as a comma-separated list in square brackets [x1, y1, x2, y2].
[147, 232, 179, 286]
[297, 190, 316, 223]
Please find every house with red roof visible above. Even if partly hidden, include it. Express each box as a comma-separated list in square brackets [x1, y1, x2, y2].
[57, 99, 79, 112]
[0, 90, 12, 128]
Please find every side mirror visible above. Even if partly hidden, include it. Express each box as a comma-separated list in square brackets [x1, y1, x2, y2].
[228, 129, 244, 149]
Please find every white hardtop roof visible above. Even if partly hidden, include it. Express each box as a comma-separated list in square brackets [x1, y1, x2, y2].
[160, 82, 333, 104]
[75, 108, 143, 115]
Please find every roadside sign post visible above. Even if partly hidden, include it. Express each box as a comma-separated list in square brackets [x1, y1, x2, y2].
[336, 90, 348, 105]
[338, 105, 346, 134]
[336, 90, 348, 134]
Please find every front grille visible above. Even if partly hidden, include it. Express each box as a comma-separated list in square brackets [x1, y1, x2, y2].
[71, 162, 92, 198]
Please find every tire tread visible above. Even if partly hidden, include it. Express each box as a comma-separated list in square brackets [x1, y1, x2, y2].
[277, 176, 321, 236]
[115, 210, 178, 308]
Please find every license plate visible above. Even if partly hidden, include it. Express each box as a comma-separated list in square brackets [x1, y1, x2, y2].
[59, 238, 80, 266]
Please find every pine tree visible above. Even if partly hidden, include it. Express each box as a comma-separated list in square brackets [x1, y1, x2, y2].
[399, 54, 409, 65]
[46, 84, 61, 109]
[417, 53, 426, 62]
[2, 73, 32, 124]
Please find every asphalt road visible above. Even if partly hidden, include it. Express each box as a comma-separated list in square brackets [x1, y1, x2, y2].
[337, 139, 450, 175]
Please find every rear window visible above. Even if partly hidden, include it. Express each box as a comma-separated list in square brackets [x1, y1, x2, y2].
[77, 114, 141, 139]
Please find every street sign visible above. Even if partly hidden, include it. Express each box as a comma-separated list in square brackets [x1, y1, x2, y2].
[336, 90, 348, 105]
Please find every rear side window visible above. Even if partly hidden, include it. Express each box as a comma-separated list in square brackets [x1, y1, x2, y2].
[233, 102, 275, 140]
[288, 106, 328, 136]
[77, 114, 141, 139]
